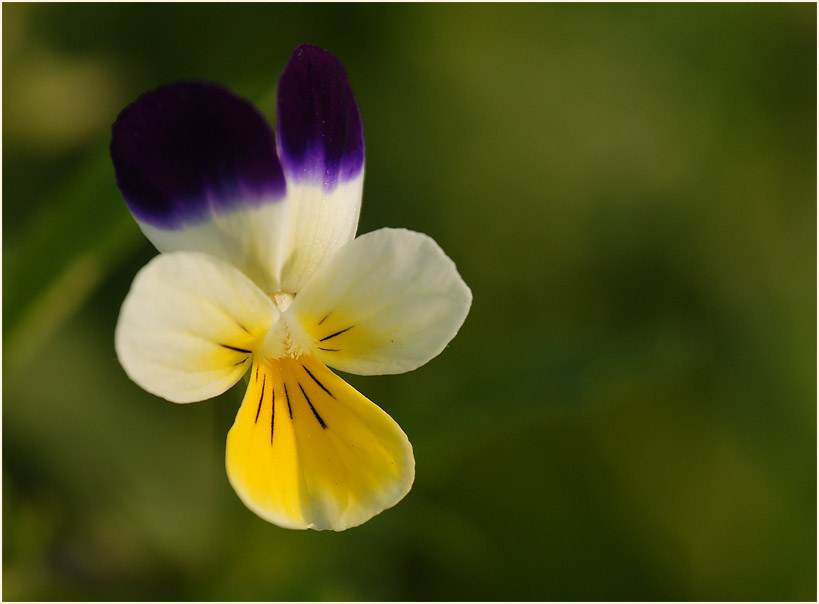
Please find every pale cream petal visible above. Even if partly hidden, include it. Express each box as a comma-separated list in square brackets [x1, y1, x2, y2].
[289, 228, 472, 375]
[115, 252, 277, 403]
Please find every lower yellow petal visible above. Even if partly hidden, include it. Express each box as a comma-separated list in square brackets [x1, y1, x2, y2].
[225, 356, 414, 531]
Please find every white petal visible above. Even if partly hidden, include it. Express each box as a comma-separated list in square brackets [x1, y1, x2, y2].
[139, 176, 362, 295]
[115, 252, 277, 403]
[289, 228, 472, 375]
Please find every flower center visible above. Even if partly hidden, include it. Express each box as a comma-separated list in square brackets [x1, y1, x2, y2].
[259, 291, 310, 360]
[271, 291, 294, 312]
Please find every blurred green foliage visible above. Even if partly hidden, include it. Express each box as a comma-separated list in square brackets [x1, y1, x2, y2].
[3, 3, 816, 601]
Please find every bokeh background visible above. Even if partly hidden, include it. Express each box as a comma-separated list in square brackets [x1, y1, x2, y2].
[3, 3, 816, 601]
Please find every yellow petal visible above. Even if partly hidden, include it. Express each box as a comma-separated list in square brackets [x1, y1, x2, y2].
[225, 355, 414, 530]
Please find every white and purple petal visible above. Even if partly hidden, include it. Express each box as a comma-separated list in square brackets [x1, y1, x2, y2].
[269, 45, 366, 293]
[276, 44, 364, 190]
[111, 81, 286, 229]
[111, 46, 366, 294]
[111, 82, 293, 291]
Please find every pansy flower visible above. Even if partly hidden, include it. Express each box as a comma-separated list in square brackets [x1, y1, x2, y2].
[111, 44, 471, 531]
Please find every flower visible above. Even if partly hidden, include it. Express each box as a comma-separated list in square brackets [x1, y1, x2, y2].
[110, 44, 472, 531]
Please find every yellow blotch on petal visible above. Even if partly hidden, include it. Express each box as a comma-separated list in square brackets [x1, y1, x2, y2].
[296, 307, 390, 368]
[225, 356, 414, 531]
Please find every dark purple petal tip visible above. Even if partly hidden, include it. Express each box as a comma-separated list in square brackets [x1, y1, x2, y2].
[111, 81, 286, 229]
[276, 44, 364, 189]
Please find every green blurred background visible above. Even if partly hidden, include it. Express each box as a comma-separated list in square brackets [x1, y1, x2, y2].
[3, 3, 816, 601]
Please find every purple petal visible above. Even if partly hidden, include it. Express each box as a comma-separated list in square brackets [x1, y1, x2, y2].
[276, 44, 364, 190]
[111, 82, 286, 229]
